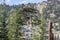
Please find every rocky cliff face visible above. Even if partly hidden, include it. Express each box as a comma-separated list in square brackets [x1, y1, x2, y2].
[36, 0, 60, 40]
[37, 0, 60, 28]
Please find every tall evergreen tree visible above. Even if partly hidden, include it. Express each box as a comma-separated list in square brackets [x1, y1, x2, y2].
[39, 8, 47, 40]
[0, 5, 8, 40]
[7, 10, 23, 40]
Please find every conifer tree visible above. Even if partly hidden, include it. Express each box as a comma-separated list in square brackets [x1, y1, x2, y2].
[39, 8, 47, 40]
[7, 10, 23, 40]
[0, 5, 8, 40]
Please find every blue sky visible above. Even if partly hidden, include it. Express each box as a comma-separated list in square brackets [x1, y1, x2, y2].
[0, 0, 47, 5]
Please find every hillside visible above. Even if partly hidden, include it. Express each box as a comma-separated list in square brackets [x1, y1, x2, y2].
[0, 0, 60, 40]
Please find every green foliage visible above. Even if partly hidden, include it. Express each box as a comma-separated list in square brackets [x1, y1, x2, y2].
[7, 11, 23, 40]
[0, 5, 8, 40]
[39, 17, 46, 40]
[31, 34, 39, 40]
[38, 8, 47, 40]
[0, 3, 47, 40]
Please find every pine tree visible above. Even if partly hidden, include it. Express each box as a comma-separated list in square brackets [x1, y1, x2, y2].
[0, 5, 8, 40]
[7, 10, 23, 40]
[39, 8, 47, 40]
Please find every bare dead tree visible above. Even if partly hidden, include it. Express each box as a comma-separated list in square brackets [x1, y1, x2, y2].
[49, 21, 54, 40]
